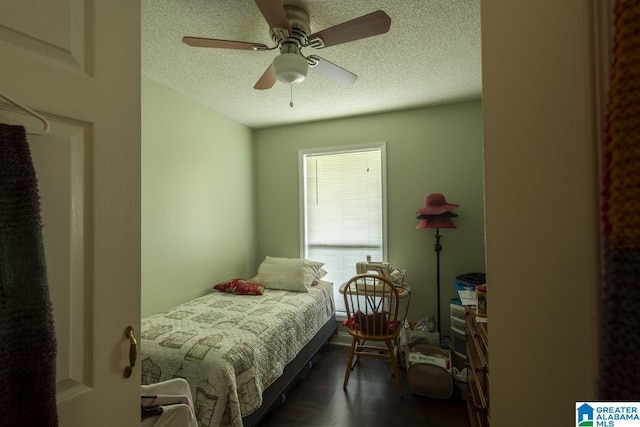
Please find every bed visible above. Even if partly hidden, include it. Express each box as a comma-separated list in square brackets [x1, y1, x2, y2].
[140, 257, 336, 427]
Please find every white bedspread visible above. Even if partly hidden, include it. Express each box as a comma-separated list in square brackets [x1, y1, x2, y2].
[140, 281, 334, 427]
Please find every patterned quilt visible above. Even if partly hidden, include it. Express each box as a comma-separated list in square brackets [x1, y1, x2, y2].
[140, 281, 334, 427]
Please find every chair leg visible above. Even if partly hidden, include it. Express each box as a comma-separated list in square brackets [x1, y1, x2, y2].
[351, 339, 365, 370]
[343, 338, 358, 391]
[386, 340, 403, 398]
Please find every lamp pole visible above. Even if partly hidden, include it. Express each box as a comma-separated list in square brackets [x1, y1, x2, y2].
[433, 228, 442, 334]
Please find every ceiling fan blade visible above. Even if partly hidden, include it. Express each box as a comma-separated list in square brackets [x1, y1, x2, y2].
[307, 10, 391, 49]
[254, 64, 276, 90]
[183, 36, 268, 51]
[255, 0, 291, 37]
[308, 55, 357, 86]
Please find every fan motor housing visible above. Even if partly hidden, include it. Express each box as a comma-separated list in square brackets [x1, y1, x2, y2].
[270, 5, 310, 47]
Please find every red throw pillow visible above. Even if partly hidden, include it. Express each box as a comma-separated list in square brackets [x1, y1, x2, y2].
[213, 279, 265, 295]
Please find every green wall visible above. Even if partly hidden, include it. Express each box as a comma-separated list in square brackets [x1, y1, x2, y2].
[254, 100, 485, 332]
[141, 78, 257, 316]
[140, 84, 485, 333]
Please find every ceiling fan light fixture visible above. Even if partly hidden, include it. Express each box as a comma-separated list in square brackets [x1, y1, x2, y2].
[273, 53, 308, 84]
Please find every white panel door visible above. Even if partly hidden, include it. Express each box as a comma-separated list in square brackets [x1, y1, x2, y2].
[0, 1, 141, 425]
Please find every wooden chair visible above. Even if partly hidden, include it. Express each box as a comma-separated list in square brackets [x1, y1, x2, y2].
[342, 273, 403, 397]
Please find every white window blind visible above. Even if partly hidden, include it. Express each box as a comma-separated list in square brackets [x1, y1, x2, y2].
[301, 144, 386, 314]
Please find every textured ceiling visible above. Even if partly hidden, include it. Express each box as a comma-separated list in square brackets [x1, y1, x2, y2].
[142, 0, 482, 129]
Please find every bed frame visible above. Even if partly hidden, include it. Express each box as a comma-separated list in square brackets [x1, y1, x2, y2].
[242, 314, 336, 426]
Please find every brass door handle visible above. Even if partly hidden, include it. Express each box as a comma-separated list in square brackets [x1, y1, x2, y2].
[123, 325, 137, 378]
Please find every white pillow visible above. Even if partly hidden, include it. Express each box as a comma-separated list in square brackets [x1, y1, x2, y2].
[252, 256, 324, 292]
[312, 268, 328, 286]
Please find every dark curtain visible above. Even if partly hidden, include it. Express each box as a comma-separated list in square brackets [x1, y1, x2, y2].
[599, 0, 640, 400]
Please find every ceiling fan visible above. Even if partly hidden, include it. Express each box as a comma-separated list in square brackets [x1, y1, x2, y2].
[182, 0, 391, 90]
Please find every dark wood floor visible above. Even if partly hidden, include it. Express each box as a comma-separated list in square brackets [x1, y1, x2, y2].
[259, 343, 471, 427]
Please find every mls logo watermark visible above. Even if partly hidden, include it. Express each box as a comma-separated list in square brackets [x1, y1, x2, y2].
[577, 402, 640, 426]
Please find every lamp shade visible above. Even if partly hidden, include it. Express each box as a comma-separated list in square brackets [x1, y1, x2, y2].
[273, 53, 308, 84]
[416, 217, 457, 229]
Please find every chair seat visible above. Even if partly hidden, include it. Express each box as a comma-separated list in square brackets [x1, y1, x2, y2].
[343, 316, 401, 338]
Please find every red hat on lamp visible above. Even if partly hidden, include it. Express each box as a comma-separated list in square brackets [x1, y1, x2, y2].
[416, 193, 460, 215]
[416, 193, 459, 229]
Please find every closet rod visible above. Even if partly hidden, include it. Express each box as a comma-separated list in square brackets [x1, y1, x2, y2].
[0, 90, 50, 135]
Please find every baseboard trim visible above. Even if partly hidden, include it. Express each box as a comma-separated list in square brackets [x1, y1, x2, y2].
[332, 330, 352, 347]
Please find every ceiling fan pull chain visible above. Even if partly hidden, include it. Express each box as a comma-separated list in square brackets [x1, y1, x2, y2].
[290, 84, 294, 108]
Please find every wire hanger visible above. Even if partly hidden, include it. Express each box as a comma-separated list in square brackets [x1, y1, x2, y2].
[0, 90, 50, 135]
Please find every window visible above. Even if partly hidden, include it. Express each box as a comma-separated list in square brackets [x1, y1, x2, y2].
[300, 143, 387, 314]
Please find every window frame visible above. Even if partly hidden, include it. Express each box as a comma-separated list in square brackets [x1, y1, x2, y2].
[298, 142, 388, 313]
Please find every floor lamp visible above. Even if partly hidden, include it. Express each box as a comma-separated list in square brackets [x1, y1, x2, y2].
[416, 193, 459, 335]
